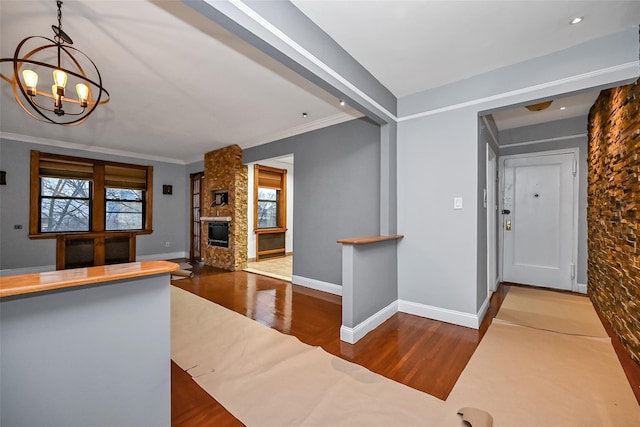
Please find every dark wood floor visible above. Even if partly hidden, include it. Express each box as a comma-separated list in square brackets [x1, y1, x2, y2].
[171, 264, 640, 426]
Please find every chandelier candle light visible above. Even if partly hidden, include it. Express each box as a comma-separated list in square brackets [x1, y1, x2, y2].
[0, 1, 109, 125]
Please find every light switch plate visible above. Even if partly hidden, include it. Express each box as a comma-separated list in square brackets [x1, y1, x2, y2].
[454, 197, 463, 209]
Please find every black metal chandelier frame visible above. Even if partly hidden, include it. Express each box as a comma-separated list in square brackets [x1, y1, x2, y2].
[0, 1, 110, 126]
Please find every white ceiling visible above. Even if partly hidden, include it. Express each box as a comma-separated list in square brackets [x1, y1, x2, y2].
[491, 90, 601, 131]
[293, 0, 640, 97]
[1, 1, 639, 162]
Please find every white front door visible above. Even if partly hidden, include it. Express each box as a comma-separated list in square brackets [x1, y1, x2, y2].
[502, 151, 576, 291]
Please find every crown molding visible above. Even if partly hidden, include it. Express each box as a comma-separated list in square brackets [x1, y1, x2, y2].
[499, 133, 587, 149]
[0, 132, 187, 165]
[398, 60, 639, 122]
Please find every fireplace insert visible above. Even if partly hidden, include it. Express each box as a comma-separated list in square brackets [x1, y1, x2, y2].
[208, 222, 229, 248]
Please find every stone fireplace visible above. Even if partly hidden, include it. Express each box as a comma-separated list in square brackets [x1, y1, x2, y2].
[201, 145, 248, 271]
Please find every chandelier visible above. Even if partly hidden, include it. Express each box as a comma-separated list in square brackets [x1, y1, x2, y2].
[0, 1, 109, 126]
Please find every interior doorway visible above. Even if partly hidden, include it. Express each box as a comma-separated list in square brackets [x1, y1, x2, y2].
[244, 155, 294, 281]
[500, 150, 578, 291]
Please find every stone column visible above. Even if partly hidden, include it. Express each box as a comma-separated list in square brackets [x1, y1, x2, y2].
[202, 145, 248, 271]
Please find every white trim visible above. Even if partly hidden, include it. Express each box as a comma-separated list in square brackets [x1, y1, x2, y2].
[224, 0, 398, 122]
[477, 295, 490, 326]
[499, 133, 587, 150]
[0, 264, 56, 277]
[487, 143, 498, 294]
[577, 283, 588, 294]
[137, 251, 189, 261]
[398, 61, 639, 123]
[0, 132, 187, 165]
[482, 115, 499, 147]
[398, 300, 482, 329]
[292, 275, 342, 296]
[340, 300, 398, 344]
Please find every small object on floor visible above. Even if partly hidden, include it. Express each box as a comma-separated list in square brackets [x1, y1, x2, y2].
[173, 269, 194, 278]
[457, 407, 493, 427]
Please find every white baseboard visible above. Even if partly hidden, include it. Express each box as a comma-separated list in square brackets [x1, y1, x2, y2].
[398, 299, 482, 329]
[137, 251, 188, 261]
[291, 275, 342, 296]
[477, 295, 490, 326]
[577, 283, 588, 294]
[340, 300, 398, 344]
[0, 264, 56, 277]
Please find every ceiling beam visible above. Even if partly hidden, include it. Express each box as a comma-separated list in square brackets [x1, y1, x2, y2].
[182, 0, 397, 125]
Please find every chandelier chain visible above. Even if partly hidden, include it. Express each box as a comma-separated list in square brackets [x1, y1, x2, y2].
[56, 1, 63, 44]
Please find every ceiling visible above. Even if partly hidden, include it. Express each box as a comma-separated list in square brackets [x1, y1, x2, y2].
[1, 1, 638, 163]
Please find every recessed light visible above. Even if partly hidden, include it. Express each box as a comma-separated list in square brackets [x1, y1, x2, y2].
[570, 17, 583, 25]
[560, 106, 566, 110]
[339, 100, 345, 106]
[302, 112, 308, 118]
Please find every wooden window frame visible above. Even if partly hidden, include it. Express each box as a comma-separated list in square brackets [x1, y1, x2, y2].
[253, 164, 287, 233]
[253, 164, 287, 261]
[29, 150, 153, 239]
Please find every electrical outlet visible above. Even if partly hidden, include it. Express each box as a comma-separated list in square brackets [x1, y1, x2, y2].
[165, 241, 170, 247]
[14, 224, 23, 230]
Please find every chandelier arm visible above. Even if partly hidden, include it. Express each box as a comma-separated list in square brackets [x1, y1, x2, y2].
[26, 93, 85, 116]
[58, 44, 110, 106]
[4, 56, 111, 106]
[10, 37, 66, 122]
[11, 76, 58, 124]
[0, 73, 14, 84]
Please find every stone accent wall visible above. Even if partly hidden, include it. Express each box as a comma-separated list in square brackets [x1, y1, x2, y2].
[202, 145, 248, 271]
[587, 79, 640, 363]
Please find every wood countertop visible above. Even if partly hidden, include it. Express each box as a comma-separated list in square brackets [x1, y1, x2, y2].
[0, 261, 179, 298]
[337, 235, 404, 245]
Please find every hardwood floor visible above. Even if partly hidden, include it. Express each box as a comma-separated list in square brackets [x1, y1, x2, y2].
[171, 264, 640, 426]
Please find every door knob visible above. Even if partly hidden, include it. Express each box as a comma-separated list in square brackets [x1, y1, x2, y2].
[506, 219, 512, 231]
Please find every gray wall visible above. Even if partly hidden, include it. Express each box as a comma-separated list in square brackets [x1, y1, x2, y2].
[0, 138, 189, 272]
[243, 118, 380, 286]
[1, 275, 171, 427]
[499, 116, 589, 284]
[348, 240, 398, 327]
[397, 27, 638, 323]
[397, 108, 480, 315]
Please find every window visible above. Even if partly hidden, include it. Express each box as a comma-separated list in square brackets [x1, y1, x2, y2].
[30, 151, 153, 237]
[40, 177, 91, 232]
[105, 188, 144, 230]
[254, 164, 287, 230]
[257, 187, 279, 228]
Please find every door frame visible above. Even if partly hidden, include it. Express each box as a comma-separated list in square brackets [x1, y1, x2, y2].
[487, 143, 498, 293]
[189, 171, 205, 261]
[498, 148, 579, 292]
